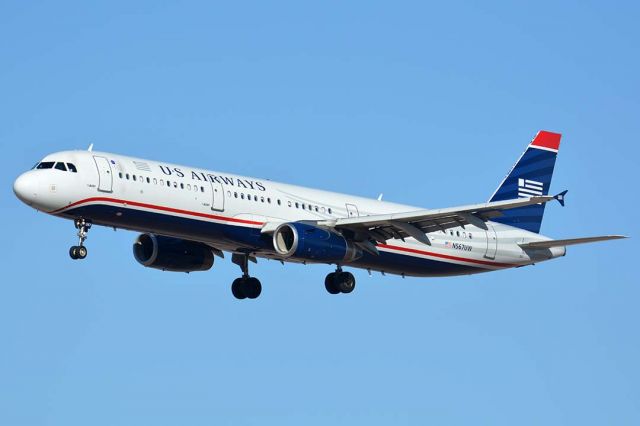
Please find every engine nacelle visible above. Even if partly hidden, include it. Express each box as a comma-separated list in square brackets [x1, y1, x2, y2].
[272, 222, 361, 263]
[133, 233, 214, 272]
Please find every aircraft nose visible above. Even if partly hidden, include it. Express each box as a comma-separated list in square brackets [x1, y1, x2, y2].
[13, 172, 38, 205]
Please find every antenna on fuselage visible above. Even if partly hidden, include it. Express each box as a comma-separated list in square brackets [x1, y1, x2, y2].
[87, 143, 94, 152]
[377, 193, 384, 201]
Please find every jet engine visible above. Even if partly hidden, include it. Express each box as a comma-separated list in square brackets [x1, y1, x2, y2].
[133, 233, 214, 272]
[272, 222, 361, 263]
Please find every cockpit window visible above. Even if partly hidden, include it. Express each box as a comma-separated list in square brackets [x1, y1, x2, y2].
[36, 162, 55, 169]
[67, 163, 77, 173]
[54, 162, 67, 171]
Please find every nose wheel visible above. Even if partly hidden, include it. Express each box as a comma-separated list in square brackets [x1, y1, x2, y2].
[325, 267, 356, 294]
[69, 218, 91, 260]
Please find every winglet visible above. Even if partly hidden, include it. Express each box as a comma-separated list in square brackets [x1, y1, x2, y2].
[87, 143, 94, 152]
[554, 190, 568, 207]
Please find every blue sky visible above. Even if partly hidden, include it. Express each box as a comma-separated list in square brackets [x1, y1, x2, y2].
[1, 1, 638, 424]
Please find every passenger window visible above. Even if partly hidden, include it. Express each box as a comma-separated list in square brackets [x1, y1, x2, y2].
[180, 183, 184, 189]
[153, 178, 157, 184]
[241, 193, 245, 200]
[139, 176, 143, 182]
[133, 175, 137, 181]
[146, 177, 150, 183]
[260, 196, 264, 203]
[469, 233, 473, 239]
[166, 180, 171, 186]
[295, 202, 299, 208]
[277, 199, 281, 206]
[315, 206, 319, 212]
[456, 231, 460, 237]
[288, 201, 292, 207]
[254, 195, 258, 201]
[36, 162, 55, 169]
[321, 207, 326, 213]
[200, 186, 204, 192]
[227, 191, 231, 197]
[188, 184, 192, 190]
[328, 208, 332, 214]
[173, 182, 177, 188]
[160, 179, 164, 185]
[234, 192, 237, 198]
[119, 172, 123, 179]
[67, 163, 77, 173]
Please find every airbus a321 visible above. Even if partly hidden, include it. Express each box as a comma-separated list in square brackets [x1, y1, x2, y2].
[13, 131, 625, 299]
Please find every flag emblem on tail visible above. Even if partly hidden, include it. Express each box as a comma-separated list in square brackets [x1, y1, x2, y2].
[518, 178, 544, 197]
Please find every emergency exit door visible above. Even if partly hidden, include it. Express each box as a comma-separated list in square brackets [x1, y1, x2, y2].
[211, 180, 224, 211]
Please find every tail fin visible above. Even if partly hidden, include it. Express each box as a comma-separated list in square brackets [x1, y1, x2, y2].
[489, 130, 562, 233]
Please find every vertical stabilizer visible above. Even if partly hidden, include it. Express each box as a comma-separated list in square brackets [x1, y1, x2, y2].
[489, 131, 562, 233]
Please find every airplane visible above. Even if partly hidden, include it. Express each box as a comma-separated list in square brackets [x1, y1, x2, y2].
[13, 130, 626, 299]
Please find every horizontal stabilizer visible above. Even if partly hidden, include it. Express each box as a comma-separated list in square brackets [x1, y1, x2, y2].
[519, 235, 627, 249]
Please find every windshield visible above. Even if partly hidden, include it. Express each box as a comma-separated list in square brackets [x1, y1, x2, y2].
[36, 162, 55, 169]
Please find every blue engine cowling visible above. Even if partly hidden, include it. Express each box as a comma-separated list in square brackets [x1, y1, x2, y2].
[133, 233, 214, 272]
[272, 222, 361, 262]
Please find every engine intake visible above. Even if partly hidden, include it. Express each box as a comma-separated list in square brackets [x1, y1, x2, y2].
[133, 233, 214, 272]
[273, 222, 361, 263]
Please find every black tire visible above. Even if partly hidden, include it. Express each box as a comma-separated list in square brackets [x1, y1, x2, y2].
[324, 272, 340, 294]
[69, 246, 78, 260]
[231, 278, 246, 299]
[337, 272, 356, 294]
[244, 277, 262, 299]
[77, 246, 87, 259]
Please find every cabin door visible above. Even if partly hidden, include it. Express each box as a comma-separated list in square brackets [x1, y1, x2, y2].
[484, 223, 498, 259]
[93, 156, 113, 193]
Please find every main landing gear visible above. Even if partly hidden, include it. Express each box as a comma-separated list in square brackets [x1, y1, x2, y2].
[325, 267, 356, 295]
[69, 218, 91, 260]
[231, 253, 262, 300]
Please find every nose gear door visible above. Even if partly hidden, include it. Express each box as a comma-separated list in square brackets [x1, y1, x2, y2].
[93, 156, 113, 193]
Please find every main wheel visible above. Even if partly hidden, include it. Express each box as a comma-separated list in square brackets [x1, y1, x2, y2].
[231, 278, 246, 299]
[69, 246, 79, 260]
[324, 272, 340, 294]
[244, 277, 262, 299]
[336, 272, 356, 294]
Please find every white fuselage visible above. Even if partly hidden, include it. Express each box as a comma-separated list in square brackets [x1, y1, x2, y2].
[13, 150, 565, 277]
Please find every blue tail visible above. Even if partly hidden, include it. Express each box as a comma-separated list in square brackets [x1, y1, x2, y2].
[489, 130, 562, 233]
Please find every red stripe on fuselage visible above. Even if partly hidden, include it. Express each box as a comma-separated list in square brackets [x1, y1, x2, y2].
[378, 243, 513, 268]
[49, 197, 264, 225]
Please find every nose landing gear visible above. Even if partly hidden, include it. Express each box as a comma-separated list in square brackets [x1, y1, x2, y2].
[69, 218, 91, 260]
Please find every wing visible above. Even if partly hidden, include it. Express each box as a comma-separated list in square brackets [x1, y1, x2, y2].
[519, 235, 627, 249]
[316, 195, 556, 248]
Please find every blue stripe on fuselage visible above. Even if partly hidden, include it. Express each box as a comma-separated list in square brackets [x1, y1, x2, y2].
[59, 204, 486, 277]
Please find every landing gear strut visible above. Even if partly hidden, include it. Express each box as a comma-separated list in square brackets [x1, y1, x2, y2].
[231, 253, 262, 300]
[325, 267, 356, 295]
[69, 218, 91, 260]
